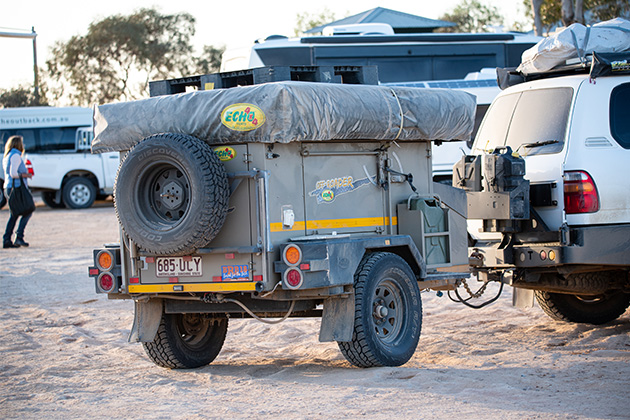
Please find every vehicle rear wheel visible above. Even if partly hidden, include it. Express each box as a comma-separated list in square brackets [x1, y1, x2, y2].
[338, 252, 422, 367]
[535, 290, 630, 325]
[114, 133, 230, 256]
[143, 313, 228, 369]
[42, 191, 66, 209]
[62, 177, 96, 209]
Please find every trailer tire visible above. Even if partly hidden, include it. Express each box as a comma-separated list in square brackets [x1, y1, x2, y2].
[114, 133, 229, 255]
[338, 252, 422, 368]
[143, 313, 228, 369]
[535, 287, 630, 325]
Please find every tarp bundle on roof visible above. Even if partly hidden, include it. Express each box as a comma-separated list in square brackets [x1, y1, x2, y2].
[517, 18, 630, 75]
[92, 81, 475, 153]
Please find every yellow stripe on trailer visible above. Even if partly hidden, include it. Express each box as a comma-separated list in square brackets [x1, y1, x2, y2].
[128, 282, 258, 293]
[270, 216, 397, 232]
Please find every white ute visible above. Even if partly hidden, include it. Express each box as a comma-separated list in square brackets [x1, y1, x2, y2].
[0, 107, 119, 209]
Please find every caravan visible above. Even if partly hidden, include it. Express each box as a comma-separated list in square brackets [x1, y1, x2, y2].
[0, 107, 119, 209]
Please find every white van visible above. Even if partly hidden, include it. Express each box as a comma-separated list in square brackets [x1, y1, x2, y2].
[0, 107, 119, 209]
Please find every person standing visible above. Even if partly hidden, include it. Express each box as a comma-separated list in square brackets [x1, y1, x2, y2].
[3, 135, 33, 248]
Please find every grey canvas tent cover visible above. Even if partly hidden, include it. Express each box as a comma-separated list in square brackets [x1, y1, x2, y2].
[92, 81, 475, 153]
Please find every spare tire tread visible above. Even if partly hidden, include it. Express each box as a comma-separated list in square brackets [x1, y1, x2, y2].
[114, 133, 229, 255]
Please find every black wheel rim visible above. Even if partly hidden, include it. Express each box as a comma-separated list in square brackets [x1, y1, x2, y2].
[176, 314, 212, 350]
[137, 161, 191, 228]
[372, 279, 404, 345]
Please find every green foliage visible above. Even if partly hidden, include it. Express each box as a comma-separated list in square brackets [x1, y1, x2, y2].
[295, 8, 337, 36]
[587, 0, 630, 21]
[438, 0, 504, 33]
[0, 85, 48, 108]
[46, 8, 223, 106]
[192, 45, 225, 75]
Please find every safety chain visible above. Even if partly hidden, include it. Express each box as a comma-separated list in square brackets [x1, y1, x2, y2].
[461, 277, 490, 299]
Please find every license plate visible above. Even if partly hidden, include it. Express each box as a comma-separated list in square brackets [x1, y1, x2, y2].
[155, 256, 202, 277]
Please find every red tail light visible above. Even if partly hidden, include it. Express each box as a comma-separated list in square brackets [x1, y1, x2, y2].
[564, 171, 599, 214]
[97, 272, 115, 292]
[25, 159, 34, 176]
[283, 268, 303, 289]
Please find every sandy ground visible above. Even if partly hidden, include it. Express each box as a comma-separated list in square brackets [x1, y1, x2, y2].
[1, 198, 629, 420]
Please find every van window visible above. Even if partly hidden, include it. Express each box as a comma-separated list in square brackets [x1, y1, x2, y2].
[0, 127, 82, 153]
[610, 83, 630, 149]
[39, 127, 77, 151]
[474, 87, 573, 156]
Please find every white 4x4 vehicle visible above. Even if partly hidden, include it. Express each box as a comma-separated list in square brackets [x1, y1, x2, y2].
[460, 51, 630, 324]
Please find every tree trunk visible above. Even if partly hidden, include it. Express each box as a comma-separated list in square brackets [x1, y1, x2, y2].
[562, 0, 575, 26]
[531, 0, 545, 36]
[574, 0, 585, 24]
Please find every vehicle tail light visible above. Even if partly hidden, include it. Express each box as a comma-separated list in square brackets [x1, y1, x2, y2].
[564, 171, 599, 214]
[25, 159, 34, 176]
[97, 272, 116, 293]
[283, 268, 303, 289]
[283, 244, 302, 266]
[96, 250, 114, 271]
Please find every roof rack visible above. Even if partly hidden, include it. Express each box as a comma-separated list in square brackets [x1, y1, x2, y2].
[497, 51, 630, 90]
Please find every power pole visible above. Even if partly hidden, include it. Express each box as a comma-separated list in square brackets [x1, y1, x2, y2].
[0, 27, 39, 104]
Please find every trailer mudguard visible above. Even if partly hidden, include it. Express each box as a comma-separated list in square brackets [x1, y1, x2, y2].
[128, 298, 163, 343]
[319, 295, 355, 342]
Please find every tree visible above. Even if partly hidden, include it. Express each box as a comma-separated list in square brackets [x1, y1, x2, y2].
[294, 8, 337, 36]
[438, 0, 504, 33]
[0, 85, 48, 108]
[192, 45, 225, 75]
[46, 8, 223, 106]
[525, 0, 629, 35]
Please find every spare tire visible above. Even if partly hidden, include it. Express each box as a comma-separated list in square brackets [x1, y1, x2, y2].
[114, 133, 229, 255]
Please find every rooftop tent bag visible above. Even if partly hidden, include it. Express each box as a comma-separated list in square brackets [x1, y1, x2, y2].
[8, 181, 35, 217]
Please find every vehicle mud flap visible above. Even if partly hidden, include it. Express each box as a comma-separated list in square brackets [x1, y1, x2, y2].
[319, 295, 355, 342]
[513, 287, 535, 308]
[128, 298, 163, 343]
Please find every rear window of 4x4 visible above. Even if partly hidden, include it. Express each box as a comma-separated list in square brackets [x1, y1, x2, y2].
[610, 82, 630, 149]
[475, 87, 573, 155]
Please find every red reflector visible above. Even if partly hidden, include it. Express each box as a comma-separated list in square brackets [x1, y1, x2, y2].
[299, 263, 310, 271]
[99, 273, 114, 292]
[564, 171, 599, 214]
[145, 257, 155, 264]
[169, 277, 179, 283]
[212, 276, 222, 282]
[129, 277, 140, 284]
[253, 275, 263, 282]
[225, 253, 235, 260]
[286, 269, 302, 288]
[89, 268, 100, 276]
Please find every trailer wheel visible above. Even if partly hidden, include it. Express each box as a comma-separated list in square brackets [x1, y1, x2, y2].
[535, 288, 630, 325]
[338, 252, 422, 368]
[143, 313, 228, 369]
[114, 133, 229, 255]
[63, 177, 96, 209]
[42, 191, 66, 209]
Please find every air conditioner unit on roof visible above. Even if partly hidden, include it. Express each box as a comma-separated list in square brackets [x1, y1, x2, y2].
[323, 23, 395, 36]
